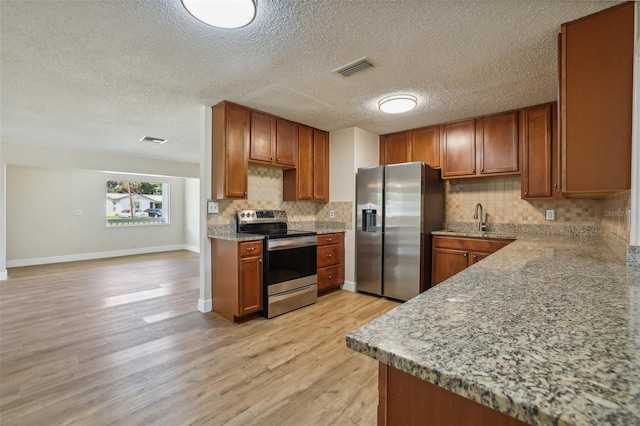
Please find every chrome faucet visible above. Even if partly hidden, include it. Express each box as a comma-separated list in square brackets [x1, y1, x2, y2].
[473, 203, 487, 232]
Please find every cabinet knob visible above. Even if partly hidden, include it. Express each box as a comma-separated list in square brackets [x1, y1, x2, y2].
[480, 168, 484, 172]
[327, 253, 333, 258]
[471, 169, 475, 173]
[243, 192, 247, 195]
[259, 259, 262, 263]
[327, 275, 333, 279]
[247, 247, 255, 251]
[473, 254, 477, 259]
[270, 157, 274, 161]
[463, 253, 467, 257]
[326, 238, 332, 242]
[524, 192, 528, 196]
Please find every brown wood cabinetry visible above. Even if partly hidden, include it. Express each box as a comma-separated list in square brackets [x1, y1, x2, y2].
[211, 239, 263, 322]
[380, 131, 410, 165]
[442, 112, 519, 179]
[520, 102, 563, 199]
[249, 113, 298, 168]
[559, 2, 633, 197]
[283, 126, 329, 202]
[411, 125, 441, 169]
[212, 102, 250, 200]
[378, 363, 527, 426]
[431, 235, 512, 286]
[317, 232, 344, 295]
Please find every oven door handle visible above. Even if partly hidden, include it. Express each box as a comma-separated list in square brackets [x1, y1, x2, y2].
[268, 236, 317, 251]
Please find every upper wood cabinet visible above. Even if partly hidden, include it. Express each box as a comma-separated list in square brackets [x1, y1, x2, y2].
[212, 101, 249, 200]
[380, 132, 410, 165]
[411, 125, 441, 169]
[441, 112, 519, 179]
[275, 118, 298, 167]
[283, 125, 329, 202]
[249, 113, 297, 168]
[560, 2, 633, 197]
[520, 102, 563, 199]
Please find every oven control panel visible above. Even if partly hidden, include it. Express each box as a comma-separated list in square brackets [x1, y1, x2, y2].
[237, 209, 287, 224]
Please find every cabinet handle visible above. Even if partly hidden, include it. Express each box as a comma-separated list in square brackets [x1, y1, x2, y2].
[246, 247, 255, 251]
[327, 253, 333, 258]
[327, 275, 333, 279]
[463, 253, 467, 257]
[326, 238, 332, 242]
[243, 192, 247, 195]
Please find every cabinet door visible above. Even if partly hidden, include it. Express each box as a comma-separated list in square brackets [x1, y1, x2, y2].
[431, 247, 469, 286]
[411, 126, 440, 169]
[276, 118, 298, 167]
[521, 104, 553, 198]
[313, 129, 330, 202]
[296, 125, 314, 200]
[477, 111, 519, 175]
[470, 251, 491, 265]
[225, 103, 250, 198]
[561, 2, 633, 196]
[250, 111, 276, 163]
[383, 132, 410, 165]
[239, 256, 263, 316]
[442, 120, 476, 178]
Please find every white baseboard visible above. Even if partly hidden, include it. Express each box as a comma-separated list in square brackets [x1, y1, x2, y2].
[0, 269, 7, 281]
[6, 244, 198, 268]
[198, 298, 212, 313]
[342, 280, 356, 292]
[183, 244, 200, 253]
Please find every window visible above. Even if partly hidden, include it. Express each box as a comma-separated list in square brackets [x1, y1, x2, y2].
[106, 180, 169, 227]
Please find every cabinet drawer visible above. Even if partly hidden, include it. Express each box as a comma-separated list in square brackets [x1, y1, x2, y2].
[318, 233, 343, 246]
[239, 240, 263, 257]
[317, 245, 341, 268]
[317, 265, 342, 291]
[433, 236, 512, 253]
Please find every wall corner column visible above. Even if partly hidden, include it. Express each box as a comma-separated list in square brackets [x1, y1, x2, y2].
[198, 106, 213, 311]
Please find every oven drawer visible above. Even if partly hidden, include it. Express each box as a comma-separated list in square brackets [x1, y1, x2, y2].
[317, 245, 341, 268]
[240, 240, 263, 257]
[318, 233, 343, 246]
[267, 283, 317, 319]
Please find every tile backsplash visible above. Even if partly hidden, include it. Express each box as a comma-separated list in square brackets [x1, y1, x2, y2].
[599, 190, 631, 242]
[207, 165, 353, 229]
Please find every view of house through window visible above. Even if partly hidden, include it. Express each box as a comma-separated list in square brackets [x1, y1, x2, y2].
[106, 180, 169, 227]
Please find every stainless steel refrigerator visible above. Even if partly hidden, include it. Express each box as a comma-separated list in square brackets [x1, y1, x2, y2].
[356, 162, 444, 301]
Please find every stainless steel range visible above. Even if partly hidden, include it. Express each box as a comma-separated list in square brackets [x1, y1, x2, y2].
[236, 210, 317, 318]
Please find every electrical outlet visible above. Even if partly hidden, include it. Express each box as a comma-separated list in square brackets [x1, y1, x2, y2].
[207, 201, 219, 214]
[545, 209, 555, 221]
[74, 210, 83, 216]
[329, 209, 335, 219]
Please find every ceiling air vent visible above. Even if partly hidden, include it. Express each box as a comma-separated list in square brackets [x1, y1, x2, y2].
[333, 58, 374, 77]
[139, 136, 167, 144]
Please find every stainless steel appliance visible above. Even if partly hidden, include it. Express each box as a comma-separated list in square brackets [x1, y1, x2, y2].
[356, 162, 444, 301]
[236, 210, 317, 318]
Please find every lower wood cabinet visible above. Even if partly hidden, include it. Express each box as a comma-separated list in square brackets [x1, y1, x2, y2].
[378, 363, 527, 426]
[317, 232, 345, 295]
[431, 235, 512, 286]
[211, 239, 263, 322]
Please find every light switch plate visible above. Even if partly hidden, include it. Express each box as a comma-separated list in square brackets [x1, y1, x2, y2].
[545, 209, 555, 221]
[207, 201, 219, 214]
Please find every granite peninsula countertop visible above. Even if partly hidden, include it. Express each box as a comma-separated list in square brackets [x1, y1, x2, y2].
[207, 221, 346, 241]
[346, 234, 640, 425]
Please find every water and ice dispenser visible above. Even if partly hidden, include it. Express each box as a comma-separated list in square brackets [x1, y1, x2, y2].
[361, 209, 378, 232]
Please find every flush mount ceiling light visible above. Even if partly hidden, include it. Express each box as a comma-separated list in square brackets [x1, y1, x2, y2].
[140, 136, 167, 145]
[181, 0, 257, 29]
[378, 95, 418, 114]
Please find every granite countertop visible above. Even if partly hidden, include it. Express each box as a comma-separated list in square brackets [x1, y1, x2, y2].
[346, 234, 640, 425]
[207, 221, 346, 241]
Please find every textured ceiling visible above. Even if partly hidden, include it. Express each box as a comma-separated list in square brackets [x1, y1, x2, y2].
[0, 0, 622, 164]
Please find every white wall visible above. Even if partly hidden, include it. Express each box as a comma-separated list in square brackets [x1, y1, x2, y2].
[6, 166, 190, 266]
[184, 178, 200, 251]
[0, 141, 200, 272]
[329, 127, 379, 291]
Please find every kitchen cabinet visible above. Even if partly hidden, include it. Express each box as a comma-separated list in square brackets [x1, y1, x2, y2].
[378, 363, 527, 426]
[212, 101, 250, 200]
[520, 102, 563, 199]
[411, 125, 441, 169]
[316, 232, 345, 295]
[441, 111, 519, 179]
[431, 235, 512, 286]
[249, 113, 297, 168]
[211, 239, 263, 322]
[559, 2, 633, 197]
[379, 131, 410, 165]
[283, 125, 329, 202]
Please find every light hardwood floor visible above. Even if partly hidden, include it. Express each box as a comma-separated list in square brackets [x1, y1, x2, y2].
[0, 251, 398, 425]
